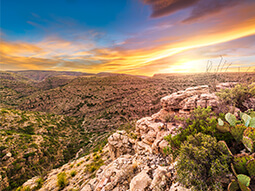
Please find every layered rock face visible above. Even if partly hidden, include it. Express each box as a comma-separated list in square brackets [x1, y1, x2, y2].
[22, 84, 236, 191]
[161, 85, 219, 113]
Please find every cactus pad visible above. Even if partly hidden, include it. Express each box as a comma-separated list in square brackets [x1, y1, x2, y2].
[225, 113, 237, 127]
[243, 136, 254, 152]
[237, 174, 251, 187]
[233, 154, 253, 175]
[249, 118, 255, 128]
[218, 140, 233, 156]
[217, 122, 230, 133]
[237, 174, 251, 191]
[230, 124, 247, 142]
[228, 181, 239, 191]
[242, 114, 251, 127]
[246, 158, 255, 178]
[238, 183, 251, 191]
[243, 127, 255, 152]
[231, 163, 237, 177]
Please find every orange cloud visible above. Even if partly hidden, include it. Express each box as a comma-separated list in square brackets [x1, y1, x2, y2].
[1, 2, 255, 75]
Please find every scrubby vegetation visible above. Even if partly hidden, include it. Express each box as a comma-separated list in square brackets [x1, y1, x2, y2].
[217, 83, 255, 112]
[177, 133, 232, 190]
[84, 153, 104, 175]
[164, 106, 232, 158]
[0, 109, 88, 190]
[57, 172, 68, 190]
[165, 83, 255, 190]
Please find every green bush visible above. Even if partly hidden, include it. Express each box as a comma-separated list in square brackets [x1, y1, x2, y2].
[217, 83, 255, 111]
[57, 172, 68, 190]
[85, 159, 104, 173]
[176, 133, 232, 191]
[164, 107, 218, 158]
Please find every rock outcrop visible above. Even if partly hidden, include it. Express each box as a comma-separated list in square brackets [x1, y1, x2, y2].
[22, 84, 240, 191]
[108, 131, 135, 160]
[161, 85, 219, 113]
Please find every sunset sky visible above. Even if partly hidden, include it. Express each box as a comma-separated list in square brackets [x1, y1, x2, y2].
[1, 0, 255, 76]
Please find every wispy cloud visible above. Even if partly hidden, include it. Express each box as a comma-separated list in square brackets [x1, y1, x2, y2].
[1, 1, 255, 75]
[143, 0, 200, 18]
[143, 0, 246, 23]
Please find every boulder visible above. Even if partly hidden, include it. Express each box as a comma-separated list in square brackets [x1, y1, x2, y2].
[136, 117, 164, 145]
[150, 166, 170, 190]
[129, 170, 152, 191]
[92, 155, 135, 191]
[108, 131, 135, 160]
[160, 85, 220, 113]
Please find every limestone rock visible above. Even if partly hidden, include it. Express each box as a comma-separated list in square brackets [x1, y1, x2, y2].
[243, 97, 255, 110]
[129, 170, 152, 191]
[150, 166, 171, 190]
[108, 131, 135, 160]
[169, 182, 191, 191]
[216, 82, 237, 91]
[161, 85, 210, 111]
[136, 117, 164, 145]
[92, 155, 135, 191]
[160, 85, 220, 113]
[22, 176, 39, 190]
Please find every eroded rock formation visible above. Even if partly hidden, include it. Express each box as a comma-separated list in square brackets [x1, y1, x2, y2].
[21, 84, 240, 191]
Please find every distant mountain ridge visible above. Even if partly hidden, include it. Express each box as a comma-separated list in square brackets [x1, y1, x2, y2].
[6, 70, 148, 81]
[7, 70, 94, 81]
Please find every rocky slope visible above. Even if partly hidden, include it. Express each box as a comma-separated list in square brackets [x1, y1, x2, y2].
[18, 83, 241, 191]
[0, 109, 89, 190]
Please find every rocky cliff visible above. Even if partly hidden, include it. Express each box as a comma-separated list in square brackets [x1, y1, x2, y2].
[17, 83, 243, 191]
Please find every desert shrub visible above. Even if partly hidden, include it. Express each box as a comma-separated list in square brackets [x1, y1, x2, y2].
[35, 177, 43, 189]
[163, 113, 175, 122]
[57, 172, 68, 190]
[22, 125, 35, 135]
[70, 170, 77, 177]
[164, 107, 218, 158]
[217, 83, 255, 111]
[85, 159, 104, 173]
[177, 133, 232, 191]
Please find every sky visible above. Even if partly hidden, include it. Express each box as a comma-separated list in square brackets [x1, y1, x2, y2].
[1, 0, 255, 76]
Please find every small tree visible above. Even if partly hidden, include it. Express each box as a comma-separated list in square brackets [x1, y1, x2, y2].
[177, 133, 232, 191]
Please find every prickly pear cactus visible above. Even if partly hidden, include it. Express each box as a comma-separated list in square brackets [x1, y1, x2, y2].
[249, 118, 255, 128]
[230, 124, 247, 142]
[237, 174, 251, 187]
[242, 114, 251, 127]
[237, 174, 251, 191]
[217, 121, 230, 133]
[243, 136, 254, 153]
[231, 163, 237, 177]
[233, 154, 253, 174]
[248, 110, 255, 118]
[246, 158, 255, 178]
[218, 140, 233, 156]
[218, 118, 224, 126]
[225, 113, 237, 127]
[228, 181, 239, 191]
[238, 182, 251, 191]
[243, 127, 255, 152]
